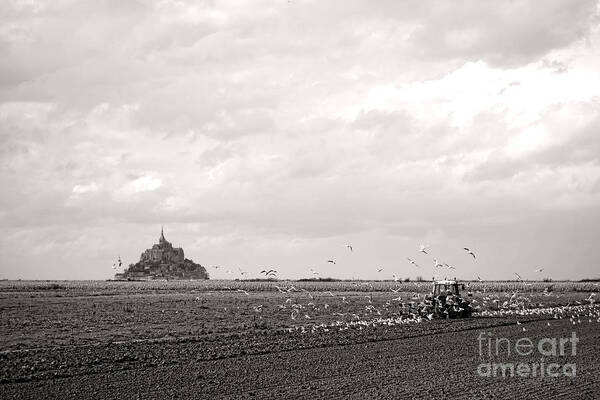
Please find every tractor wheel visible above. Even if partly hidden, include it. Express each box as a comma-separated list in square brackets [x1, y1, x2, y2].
[459, 306, 472, 318]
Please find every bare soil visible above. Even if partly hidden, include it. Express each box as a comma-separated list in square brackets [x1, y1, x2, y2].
[0, 282, 598, 399]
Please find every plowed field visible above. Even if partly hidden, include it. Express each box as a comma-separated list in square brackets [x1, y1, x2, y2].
[1, 281, 598, 399]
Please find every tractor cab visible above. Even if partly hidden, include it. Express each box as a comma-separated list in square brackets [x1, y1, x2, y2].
[421, 279, 473, 318]
[431, 280, 464, 297]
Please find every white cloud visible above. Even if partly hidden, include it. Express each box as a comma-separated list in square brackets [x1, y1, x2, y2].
[71, 182, 99, 195]
[123, 175, 162, 194]
[1, 1, 599, 280]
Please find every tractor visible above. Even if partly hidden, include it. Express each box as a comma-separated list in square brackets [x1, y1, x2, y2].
[420, 279, 473, 318]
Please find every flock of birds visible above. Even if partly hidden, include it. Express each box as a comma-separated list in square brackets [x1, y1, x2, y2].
[200, 274, 599, 339]
[111, 243, 598, 335]
[203, 279, 600, 339]
[198, 243, 549, 283]
[284, 301, 600, 336]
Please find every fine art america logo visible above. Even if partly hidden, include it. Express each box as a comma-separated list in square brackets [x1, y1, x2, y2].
[477, 331, 578, 378]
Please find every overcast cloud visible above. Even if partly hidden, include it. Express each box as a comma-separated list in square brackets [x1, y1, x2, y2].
[1, 0, 600, 280]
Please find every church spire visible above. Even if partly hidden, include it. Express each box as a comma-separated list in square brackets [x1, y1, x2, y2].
[160, 226, 165, 242]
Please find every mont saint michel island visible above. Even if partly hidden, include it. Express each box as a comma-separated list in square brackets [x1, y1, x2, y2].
[115, 228, 208, 280]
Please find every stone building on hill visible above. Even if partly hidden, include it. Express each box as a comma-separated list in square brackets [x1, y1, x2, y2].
[115, 227, 209, 280]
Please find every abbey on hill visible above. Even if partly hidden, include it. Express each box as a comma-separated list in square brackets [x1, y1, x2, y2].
[115, 227, 209, 280]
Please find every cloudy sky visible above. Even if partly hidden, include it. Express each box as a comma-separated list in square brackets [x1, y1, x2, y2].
[1, 0, 600, 280]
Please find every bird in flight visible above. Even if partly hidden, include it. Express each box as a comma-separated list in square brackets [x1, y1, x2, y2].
[327, 260, 336, 264]
[407, 258, 419, 267]
[310, 268, 319, 276]
[477, 276, 483, 282]
[433, 259, 444, 268]
[419, 245, 429, 254]
[376, 267, 384, 273]
[534, 268, 544, 273]
[464, 248, 476, 259]
[112, 256, 122, 270]
[260, 269, 278, 278]
[514, 272, 523, 281]
[444, 263, 456, 270]
[238, 267, 247, 276]
[346, 244, 353, 252]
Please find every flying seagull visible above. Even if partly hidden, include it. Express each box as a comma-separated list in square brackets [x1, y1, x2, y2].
[514, 272, 523, 281]
[376, 267, 384, 273]
[260, 269, 278, 277]
[407, 258, 419, 267]
[419, 245, 429, 254]
[346, 244, 353, 252]
[534, 268, 544, 273]
[463, 248, 476, 259]
[327, 260, 336, 264]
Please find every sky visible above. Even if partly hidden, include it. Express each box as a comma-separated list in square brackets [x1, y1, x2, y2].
[1, 0, 600, 281]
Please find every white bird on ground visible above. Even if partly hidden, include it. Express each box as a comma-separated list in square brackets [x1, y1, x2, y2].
[237, 289, 249, 296]
[419, 245, 429, 254]
[464, 248, 476, 259]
